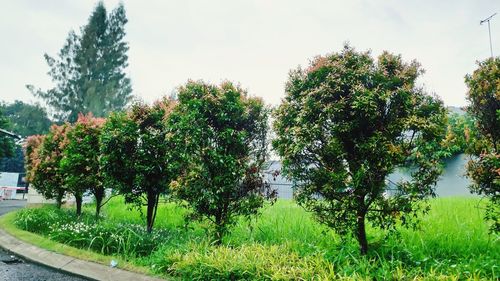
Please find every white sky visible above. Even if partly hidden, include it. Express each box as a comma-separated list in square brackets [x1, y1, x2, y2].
[0, 0, 499, 107]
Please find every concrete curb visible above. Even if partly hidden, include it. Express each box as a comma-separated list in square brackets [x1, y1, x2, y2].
[0, 228, 165, 281]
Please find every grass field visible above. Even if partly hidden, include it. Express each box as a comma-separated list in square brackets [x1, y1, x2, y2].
[8, 197, 500, 280]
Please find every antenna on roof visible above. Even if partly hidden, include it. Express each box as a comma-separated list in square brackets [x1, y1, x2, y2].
[480, 13, 497, 58]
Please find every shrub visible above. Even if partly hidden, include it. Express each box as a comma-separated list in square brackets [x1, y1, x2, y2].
[163, 243, 335, 280]
[14, 206, 74, 234]
[48, 221, 172, 257]
[14, 207, 172, 258]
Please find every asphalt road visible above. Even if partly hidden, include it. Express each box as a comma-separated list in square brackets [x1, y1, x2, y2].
[0, 200, 88, 281]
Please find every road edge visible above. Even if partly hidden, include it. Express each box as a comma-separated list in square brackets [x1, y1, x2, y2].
[0, 223, 165, 281]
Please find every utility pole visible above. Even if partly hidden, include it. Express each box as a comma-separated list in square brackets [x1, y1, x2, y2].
[480, 13, 497, 58]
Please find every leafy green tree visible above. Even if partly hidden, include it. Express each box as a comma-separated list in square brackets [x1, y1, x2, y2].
[273, 46, 446, 254]
[100, 99, 178, 232]
[61, 113, 105, 217]
[27, 2, 132, 122]
[0, 100, 51, 137]
[465, 57, 500, 233]
[170, 81, 275, 243]
[27, 124, 70, 208]
[0, 108, 15, 159]
[438, 112, 475, 158]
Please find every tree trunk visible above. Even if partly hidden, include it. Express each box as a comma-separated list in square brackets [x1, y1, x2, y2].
[214, 226, 224, 245]
[94, 188, 104, 219]
[214, 214, 225, 245]
[146, 191, 156, 233]
[75, 193, 83, 217]
[56, 190, 64, 209]
[356, 209, 368, 255]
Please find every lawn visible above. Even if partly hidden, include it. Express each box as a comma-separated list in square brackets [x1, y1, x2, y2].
[7, 197, 500, 280]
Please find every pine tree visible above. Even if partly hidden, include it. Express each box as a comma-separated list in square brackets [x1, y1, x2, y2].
[28, 2, 132, 122]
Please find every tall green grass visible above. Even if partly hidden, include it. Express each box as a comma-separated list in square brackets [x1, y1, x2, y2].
[16, 197, 500, 280]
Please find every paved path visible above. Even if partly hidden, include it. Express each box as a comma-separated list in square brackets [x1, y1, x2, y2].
[0, 200, 87, 281]
[0, 200, 27, 216]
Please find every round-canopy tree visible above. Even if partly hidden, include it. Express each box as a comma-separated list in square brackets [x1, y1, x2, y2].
[27, 124, 70, 208]
[170, 81, 276, 243]
[61, 113, 105, 217]
[100, 98, 178, 232]
[465, 57, 500, 233]
[273, 45, 447, 254]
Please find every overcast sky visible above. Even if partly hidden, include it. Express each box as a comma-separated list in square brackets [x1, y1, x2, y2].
[1, 0, 499, 107]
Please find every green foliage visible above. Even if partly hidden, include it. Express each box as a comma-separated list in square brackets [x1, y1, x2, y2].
[273, 45, 447, 254]
[0, 108, 15, 159]
[13, 198, 499, 280]
[61, 113, 105, 217]
[465, 57, 500, 233]
[170, 81, 275, 242]
[14, 205, 74, 234]
[467, 154, 499, 233]
[28, 124, 70, 207]
[100, 99, 178, 232]
[27, 2, 132, 122]
[465, 57, 500, 146]
[164, 243, 335, 280]
[438, 112, 475, 158]
[15, 206, 170, 258]
[0, 100, 51, 137]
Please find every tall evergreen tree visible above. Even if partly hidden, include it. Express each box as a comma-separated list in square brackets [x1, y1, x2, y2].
[27, 2, 132, 122]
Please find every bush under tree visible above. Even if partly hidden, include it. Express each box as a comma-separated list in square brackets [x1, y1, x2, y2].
[273, 45, 447, 254]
